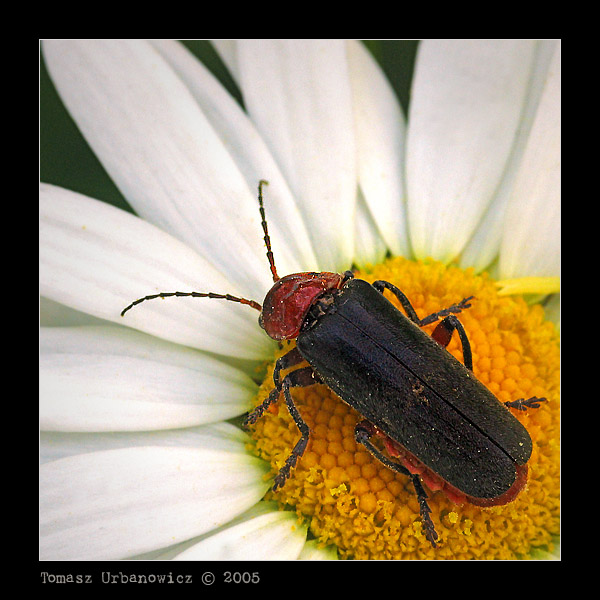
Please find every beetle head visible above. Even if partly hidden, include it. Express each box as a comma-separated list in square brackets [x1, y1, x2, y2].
[259, 272, 345, 340]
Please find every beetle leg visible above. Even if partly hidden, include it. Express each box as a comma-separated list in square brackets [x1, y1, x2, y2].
[372, 280, 473, 327]
[244, 347, 305, 426]
[272, 367, 316, 491]
[243, 385, 280, 427]
[354, 420, 438, 547]
[431, 315, 474, 371]
[505, 396, 547, 411]
[354, 421, 409, 475]
[417, 296, 474, 327]
[411, 475, 439, 547]
[372, 280, 422, 323]
[341, 270, 355, 285]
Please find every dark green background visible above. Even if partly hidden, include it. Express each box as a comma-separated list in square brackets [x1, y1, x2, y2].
[39, 40, 419, 213]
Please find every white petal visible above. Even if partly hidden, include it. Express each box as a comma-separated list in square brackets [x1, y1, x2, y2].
[460, 41, 560, 271]
[39, 444, 270, 560]
[42, 39, 273, 299]
[151, 40, 318, 275]
[530, 541, 561, 560]
[543, 294, 560, 331]
[235, 40, 357, 271]
[173, 502, 306, 560]
[298, 539, 339, 560]
[40, 184, 272, 360]
[211, 40, 238, 80]
[499, 45, 561, 279]
[40, 297, 108, 327]
[353, 190, 388, 269]
[40, 326, 257, 432]
[347, 41, 409, 257]
[406, 40, 537, 263]
[40, 422, 249, 464]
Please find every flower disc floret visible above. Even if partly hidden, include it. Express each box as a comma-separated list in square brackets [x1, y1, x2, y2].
[248, 257, 559, 560]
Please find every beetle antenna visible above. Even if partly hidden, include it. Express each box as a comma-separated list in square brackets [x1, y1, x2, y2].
[121, 180, 278, 318]
[121, 291, 262, 317]
[257, 180, 279, 282]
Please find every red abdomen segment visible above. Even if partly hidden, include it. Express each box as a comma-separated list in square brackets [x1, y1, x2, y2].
[383, 437, 528, 507]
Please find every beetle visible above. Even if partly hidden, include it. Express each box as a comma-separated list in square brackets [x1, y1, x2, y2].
[121, 180, 546, 547]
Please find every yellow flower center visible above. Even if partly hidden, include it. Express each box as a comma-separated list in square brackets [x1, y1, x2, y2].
[247, 257, 560, 559]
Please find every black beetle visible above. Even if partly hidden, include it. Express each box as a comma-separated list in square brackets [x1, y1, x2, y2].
[122, 180, 546, 547]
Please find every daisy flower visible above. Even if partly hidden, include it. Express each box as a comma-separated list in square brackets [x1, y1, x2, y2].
[40, 39, 560, 561]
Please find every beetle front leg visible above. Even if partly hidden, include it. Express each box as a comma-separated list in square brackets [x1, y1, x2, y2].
[354, 420, 438, 547]
[244, 346, 305, 426]
[272, 367, 317, 491]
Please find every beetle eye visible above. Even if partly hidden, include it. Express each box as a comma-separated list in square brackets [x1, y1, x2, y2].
[258, 313, 265, 330]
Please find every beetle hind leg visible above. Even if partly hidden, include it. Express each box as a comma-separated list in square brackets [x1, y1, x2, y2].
[354, 420, 438, 547]
[411, 475, 439, 547]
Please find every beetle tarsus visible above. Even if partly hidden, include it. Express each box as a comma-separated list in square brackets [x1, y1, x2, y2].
[418, 296, 475, 327]
[272, 435, 308, 491]
[411, 475, 439, 547]
[505, 396, 547, 411]
[243, 387, 280, 427]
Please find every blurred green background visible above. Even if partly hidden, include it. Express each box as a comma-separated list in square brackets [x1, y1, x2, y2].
[39, 40, 419, 213]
